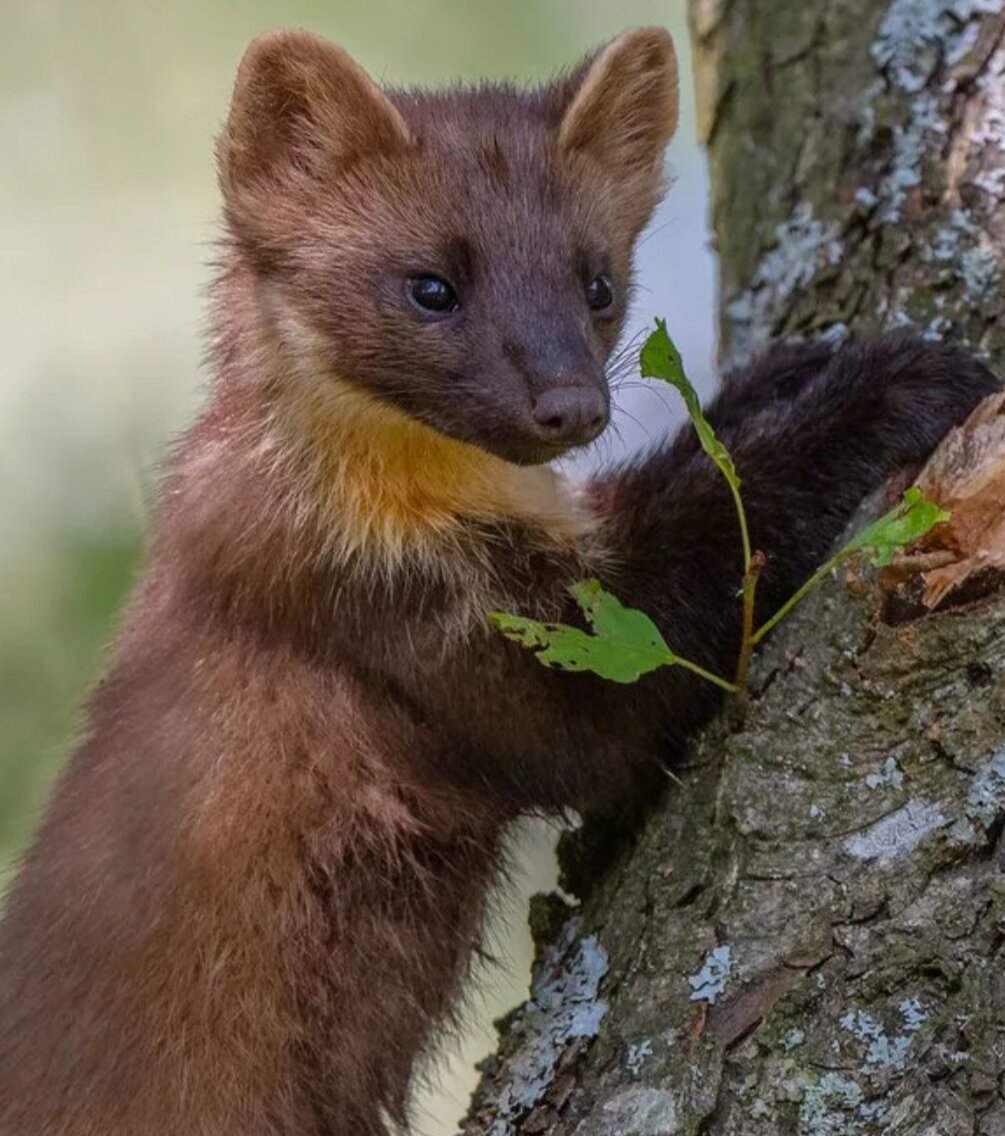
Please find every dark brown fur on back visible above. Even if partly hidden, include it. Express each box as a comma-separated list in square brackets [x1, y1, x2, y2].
[0, 27, 997, 1136]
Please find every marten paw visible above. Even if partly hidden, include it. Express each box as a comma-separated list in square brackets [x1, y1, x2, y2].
[708, 339, 837, 432]
[821, 333, 1000, 463]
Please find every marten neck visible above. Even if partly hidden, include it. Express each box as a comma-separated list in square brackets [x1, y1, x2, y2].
[274, 371, 590, 568]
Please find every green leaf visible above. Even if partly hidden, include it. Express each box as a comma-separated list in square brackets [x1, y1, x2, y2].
[840, 487, 950, 567]
[490, 578, 674, 684]
[640, 319, 741, 492]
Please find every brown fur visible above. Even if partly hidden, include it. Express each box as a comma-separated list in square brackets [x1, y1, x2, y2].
[0, 26, 997, 1136]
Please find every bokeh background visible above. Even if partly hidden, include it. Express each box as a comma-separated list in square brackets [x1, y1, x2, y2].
[0, 2, 714, 1131]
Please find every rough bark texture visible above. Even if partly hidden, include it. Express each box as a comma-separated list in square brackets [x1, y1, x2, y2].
[461, 2, 1005, 1134]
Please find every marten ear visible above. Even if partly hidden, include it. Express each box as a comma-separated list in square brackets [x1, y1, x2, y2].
[219, 29, 412, 199]
[558, 28, 678, 178]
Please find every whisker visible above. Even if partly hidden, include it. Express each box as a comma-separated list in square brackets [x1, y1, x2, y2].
[636, 216, 676, 249]
[612, 406, 658, 448]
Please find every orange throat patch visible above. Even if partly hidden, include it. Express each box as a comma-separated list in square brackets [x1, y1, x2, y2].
[283, 376, 593, 569]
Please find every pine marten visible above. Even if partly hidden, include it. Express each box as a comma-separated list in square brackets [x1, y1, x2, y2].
[0, 25, 997, 1136]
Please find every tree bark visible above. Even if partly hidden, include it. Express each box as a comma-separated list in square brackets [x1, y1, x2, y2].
[461, 2, 1005, 1134]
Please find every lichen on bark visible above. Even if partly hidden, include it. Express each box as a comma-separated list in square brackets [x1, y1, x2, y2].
[696, 0, 1005, 371]
[460, 3, 1005, 1133]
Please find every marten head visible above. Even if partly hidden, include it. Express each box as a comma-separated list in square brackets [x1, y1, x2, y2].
[217, 28, 678, 469]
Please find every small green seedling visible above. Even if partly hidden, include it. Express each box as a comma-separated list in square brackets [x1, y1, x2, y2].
[492, 321, 950, 698]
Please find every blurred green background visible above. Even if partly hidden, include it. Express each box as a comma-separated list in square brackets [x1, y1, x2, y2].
[0, 1, 712, 1131]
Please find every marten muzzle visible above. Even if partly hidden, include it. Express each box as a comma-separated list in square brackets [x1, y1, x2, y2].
[530, 385, 608, 448]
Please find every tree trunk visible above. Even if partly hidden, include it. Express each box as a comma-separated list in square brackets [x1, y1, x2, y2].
[460, 3, 1005, 1134]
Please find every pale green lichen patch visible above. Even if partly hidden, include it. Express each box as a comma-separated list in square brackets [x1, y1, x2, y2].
[897, 997, 927, 1033]
[971, 41, 1005, 197]
[874, 91, 942, 224]
[625, 1039, 653, 1075]
[965, 746, 1005, 828]
[872, 0, 1004, 93]
[960, 245, 1002, 302]
[863, 755, 904, 791]
[841, 800, 948, 865]
[862, 0, 1005, 322]
[474, 920, 609, 1136]
[840, 1008, 911, 1070]
[797, 1073, 878, 1136]
[724, 203, 843, 363]
[925, 209, 978, 264]
[687, 945, 733, 1004]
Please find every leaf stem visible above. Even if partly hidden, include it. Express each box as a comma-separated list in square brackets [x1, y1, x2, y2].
[734, 551, 767, 691]
[674, 656, 740, 693]
[728, 478, 753, 572]
[751, 550, 848, 646]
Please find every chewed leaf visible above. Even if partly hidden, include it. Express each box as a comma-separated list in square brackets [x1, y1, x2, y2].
[640, 319, 740, 491]
[841, 487, 950, 567]
[490, 579, 674, 684]
[568, 579, 672, 654]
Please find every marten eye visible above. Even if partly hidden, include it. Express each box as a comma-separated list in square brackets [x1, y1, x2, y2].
[585, 273, 615, 313]
[407, 274, 459, 316]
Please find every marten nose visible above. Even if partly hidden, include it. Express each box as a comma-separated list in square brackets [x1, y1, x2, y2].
[530, 387, 609, 447]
